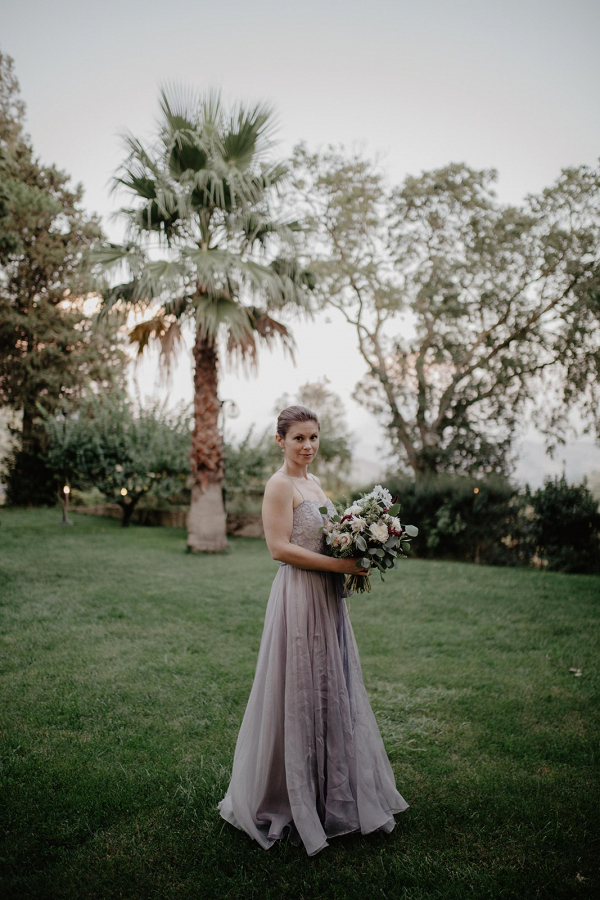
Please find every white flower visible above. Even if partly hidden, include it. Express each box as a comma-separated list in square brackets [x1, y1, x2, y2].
[365, 484, 393, 507]
[369, 520, 390, 543]
[384, 515, 401, 532]
[350, 516, 366, 533]
[337, 533, 352, 549]
[344, 503, 363, 516]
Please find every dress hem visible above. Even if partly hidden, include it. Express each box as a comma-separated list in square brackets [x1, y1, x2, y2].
[217, 802, 410, 855]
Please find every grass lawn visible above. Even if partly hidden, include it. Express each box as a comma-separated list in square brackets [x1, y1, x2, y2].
[0, 508, 598, 900]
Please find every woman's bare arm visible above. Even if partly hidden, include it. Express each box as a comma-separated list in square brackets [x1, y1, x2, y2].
[262, 474, 367, 576]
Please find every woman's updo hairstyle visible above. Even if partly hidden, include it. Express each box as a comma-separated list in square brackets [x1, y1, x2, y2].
[276, 405, 320, 439]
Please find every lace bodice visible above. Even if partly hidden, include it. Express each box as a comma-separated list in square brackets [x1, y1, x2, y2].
[290, 498, 336, 555]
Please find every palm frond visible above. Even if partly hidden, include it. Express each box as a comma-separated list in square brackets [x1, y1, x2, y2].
[223, 102, 276, 171]
[229, 212, 300, 250]
[194, 293, 252, 345]
[184, 247, 278, 298]
[115, 134, 158, 179]
[226, 306, 295, 371]
[91, 250, 189, 314]
[158, 83, 202, 134]
[129, 314, 185, 376]
[114, 173, 157, 201]
[134, 259, 188, 303]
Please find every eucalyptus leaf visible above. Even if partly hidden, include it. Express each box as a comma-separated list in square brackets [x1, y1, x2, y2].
[318, 505, 328, 515]
[388, 503, 400, 516]
[401, 542, 411, 552]
[404, 524, 419, 537]
[374, 548, 385, 557]
[332, 515, 341, 523]
[356, 535, 367, 551]
[369, 547, 378, 555]
[360, 558, 371, 568]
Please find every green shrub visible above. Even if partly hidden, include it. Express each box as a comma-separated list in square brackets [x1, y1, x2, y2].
[353, 473, 600, 574]
[526, 475, 600, 573]
[355, 474, 522, 566]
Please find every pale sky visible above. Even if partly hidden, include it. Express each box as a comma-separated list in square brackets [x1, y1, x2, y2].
[3, 0, 600, 483]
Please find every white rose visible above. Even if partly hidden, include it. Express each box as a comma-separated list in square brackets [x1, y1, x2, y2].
[369, 520, 390, 543]
[344, 503, 363, 516]
[337, 533, 352, 549]
[350, 516, 366, 533]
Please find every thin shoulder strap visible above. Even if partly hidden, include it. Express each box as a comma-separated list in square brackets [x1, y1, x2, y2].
[280, 471, 305, 500]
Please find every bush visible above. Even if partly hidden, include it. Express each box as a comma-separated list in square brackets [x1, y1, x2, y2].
[526, 475, 600, 573]
[353, 472, 600, 574]
[376, 474, 522, 566]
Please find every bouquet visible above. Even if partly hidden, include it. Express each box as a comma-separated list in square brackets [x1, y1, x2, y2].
[319, 484, 418, 594]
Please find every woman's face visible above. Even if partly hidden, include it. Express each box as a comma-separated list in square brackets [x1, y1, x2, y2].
[277, 419, 320, 466]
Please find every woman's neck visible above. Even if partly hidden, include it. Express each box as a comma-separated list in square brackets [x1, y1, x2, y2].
[281, 462, 310, 479]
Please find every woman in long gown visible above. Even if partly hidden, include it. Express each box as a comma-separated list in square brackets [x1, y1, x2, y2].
[218, 405, 408, 855]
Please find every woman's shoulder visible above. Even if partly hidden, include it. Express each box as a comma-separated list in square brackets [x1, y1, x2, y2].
[264, 470, 293, 499]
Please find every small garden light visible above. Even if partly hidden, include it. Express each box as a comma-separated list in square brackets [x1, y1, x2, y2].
[60, 483, 73, 526]
[473, 488, 479, 494]
[120, 487, 128, 496]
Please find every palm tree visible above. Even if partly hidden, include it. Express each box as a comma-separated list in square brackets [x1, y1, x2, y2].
[92, 87, 313, 551]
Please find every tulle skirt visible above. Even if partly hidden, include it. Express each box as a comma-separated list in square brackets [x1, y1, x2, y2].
[218, 564, 408, 856]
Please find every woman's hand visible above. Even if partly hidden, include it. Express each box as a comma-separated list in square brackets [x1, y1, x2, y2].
[335, 556, 370, 576]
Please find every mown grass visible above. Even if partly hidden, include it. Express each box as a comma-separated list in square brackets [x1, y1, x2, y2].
[0, 507, 598, 900]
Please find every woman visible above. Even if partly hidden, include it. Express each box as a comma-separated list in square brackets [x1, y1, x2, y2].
[218, 405, 408, 855]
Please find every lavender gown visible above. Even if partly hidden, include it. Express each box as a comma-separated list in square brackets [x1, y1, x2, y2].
[218, 496, 408, 856]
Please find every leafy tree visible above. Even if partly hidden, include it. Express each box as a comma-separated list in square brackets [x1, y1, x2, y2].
[0, 50, 127, 504]
[291, 146, 600, 478]
[43, 395, 191, 526]
[92, 88, 313, 551]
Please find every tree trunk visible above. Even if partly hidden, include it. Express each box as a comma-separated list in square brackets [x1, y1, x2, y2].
[187, 329, 228, 552]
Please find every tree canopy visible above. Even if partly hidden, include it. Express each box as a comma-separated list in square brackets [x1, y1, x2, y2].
[43, 394, 191, 526]
[0, 51, 126, 503]
[291, 145, 600, 477]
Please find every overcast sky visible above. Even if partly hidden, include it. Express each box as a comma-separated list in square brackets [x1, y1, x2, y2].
[3, 0, 600, 483]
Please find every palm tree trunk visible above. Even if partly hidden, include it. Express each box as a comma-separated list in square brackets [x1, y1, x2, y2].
[186, 328, 228, 551]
